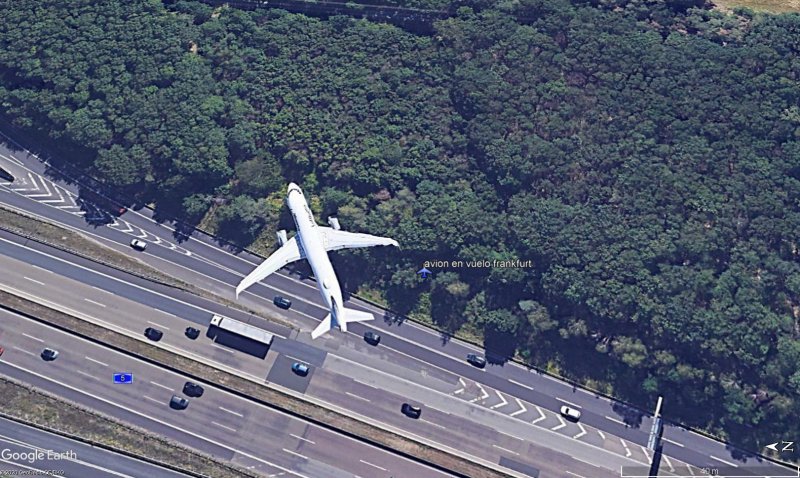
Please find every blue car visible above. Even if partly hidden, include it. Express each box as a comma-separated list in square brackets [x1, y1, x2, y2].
[291, 362, 309, 376]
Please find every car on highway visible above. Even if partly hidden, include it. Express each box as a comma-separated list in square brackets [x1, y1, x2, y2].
[144, 327, 163, 341]
[0, 346, 4, 357]
[184, 327, 200, 340]
[364, 331, 381, 345]
[183, 382, 204, 398]
[401, 403, 422, 419]
[41, 348, 59, 361]
[466, 353, 487, 368]
[169, 395, 189, 410]
[0, 167, 14, 182]
[130, 239, 147, 251]
[560, 405, 581, 421]
[273, 296, 292, 309]
[291, 362, 309, 376]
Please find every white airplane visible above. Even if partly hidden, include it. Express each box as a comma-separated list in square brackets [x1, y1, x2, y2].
[235, 183, 399, 339]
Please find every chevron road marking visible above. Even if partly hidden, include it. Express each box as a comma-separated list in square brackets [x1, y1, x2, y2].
[27, 175, 52, 197]
[573, 422, 587, 439]
[663, 454, 675, 472]
[620, 439, 632, 457]
[641, 445, 651, 462]
[509, 398, 527, 417]
[469, 383, 489, 403]
[489, 390, 508, 409]
[551, 414, 566, 431]
[453, 377, 466, 395]
[531, 406, 547, 425]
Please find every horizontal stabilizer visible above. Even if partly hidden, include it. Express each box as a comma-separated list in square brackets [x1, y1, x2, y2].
[310, 308, 374, 339]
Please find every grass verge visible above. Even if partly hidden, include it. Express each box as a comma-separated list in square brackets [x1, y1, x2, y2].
[0, 288, 514, 478]
[0, 376, 257, 478]
[712, 0, 800, 13]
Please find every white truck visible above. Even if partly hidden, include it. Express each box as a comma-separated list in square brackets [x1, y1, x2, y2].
[210, 315, 274, 346]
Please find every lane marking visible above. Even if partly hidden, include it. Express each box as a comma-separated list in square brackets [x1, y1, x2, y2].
[453, 377, 466, 395]
[76, 370, 99, 381]
[210, 344, 235, 354]
[620, 439, 632, 457]
[359, 459, 387, 471]
[469, 382, 488, 403]
[605, 415, 627, 426]
[92, 286, 114, 295]
[641, 445, 651, 462]
[509, 398, 527, 417]
[211, 421, 237, 433]
[21, 333, 44, 343]
[282, 448, 308, 460]
[556, 397, 582, 409]
[84, 356, 109, 367]
[23, 277, 44, 286]
[143, 395, 162, 405]
[30, 264, 53, 274]
[83, 298, 106, 308]
[663, 454, 675, 472]
[597, 430, 606, 440]
[147, 321, 169, 330]
[573, 422, 587, 440]
[420, 419, 447, 430]
[662, 437, 684, 447]
[551, 414, 567, 431]
[489, 390, 508, 409]
[10, 346, 35, 357]
[290, 434, 315, 445]
[345, 392, 371, 402]
[491, 444, 519, 456]
[149, 381, 172, 392]
[565, 472, 586, 478]
[531, 406, 547, 425]
[219, 406, 244, 418]
[508, 378, 533, 390]
[709, 455, 738, 467]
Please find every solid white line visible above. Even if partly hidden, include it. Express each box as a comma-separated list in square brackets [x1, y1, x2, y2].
[83, 298, 106, 308]
[605, 415, 627, 426]
[709, 455, 738, 467]
[557, 397, 582, 409]
[359, 459, 387, 471]
[508, 378, 533, 390]
[211, 421, 237, 433]
[147, 321, 169, 330]
[491, 444, 519, 456]
[84, 356, 109, 367]
[283, 448, 308, 460]
[219, 406, 244, 418]
[11, 346, 35, 357]
[21, 333, 44, 343]
[23, 276, 44, 286]
[290, 434, 315, 445]
[531, 406, 547, 425]
[149, 381, 172, 392]
[662, 437, 685, 447]
[345, 392, 371, 402]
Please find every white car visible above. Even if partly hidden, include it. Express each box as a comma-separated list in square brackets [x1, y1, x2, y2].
[560, 405, 581, 421]
[130, 239, 147, 251]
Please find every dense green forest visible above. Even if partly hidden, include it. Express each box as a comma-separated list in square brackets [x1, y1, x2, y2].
[2, 0, 800, 450]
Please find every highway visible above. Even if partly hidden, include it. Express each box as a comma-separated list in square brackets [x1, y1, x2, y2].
[0, 132, 797, 477]
[0, 415, 196, 477]
[0, 307, 455, 478]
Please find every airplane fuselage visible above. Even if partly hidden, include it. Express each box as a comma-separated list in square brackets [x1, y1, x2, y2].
[286, 183, 344, 326]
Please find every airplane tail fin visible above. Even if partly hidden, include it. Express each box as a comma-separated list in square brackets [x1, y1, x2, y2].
[311, 308, 373, 339]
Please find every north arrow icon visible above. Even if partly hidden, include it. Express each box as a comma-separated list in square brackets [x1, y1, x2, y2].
[765, 442, 779, 452]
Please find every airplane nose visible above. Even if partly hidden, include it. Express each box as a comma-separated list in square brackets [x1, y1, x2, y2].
[288, 183, 300, 192]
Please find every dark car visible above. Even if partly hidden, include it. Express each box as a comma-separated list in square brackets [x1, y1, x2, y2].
[41, 348, 59, 361]
[466, 353, 487, 368]
[401, 403, 422, 419]
[169, 395, 189, 410]
[144, 327, 163, 341]
[364, 331, 381, 345]
[184, 327, 200, 340]
[291, 362, 310, 376]
[273, 296, 292, 309]
[0, 167, 14, 182]
[183, 382, 204, 398]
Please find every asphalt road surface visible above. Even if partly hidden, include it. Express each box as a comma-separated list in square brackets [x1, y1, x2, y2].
[0, 131, 797, 477]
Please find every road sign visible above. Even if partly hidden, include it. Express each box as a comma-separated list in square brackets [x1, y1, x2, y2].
[113, 373, 133, 384]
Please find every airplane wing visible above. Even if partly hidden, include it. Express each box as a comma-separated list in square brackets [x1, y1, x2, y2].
[235, 236, 304, 297]
[319, 227, 399, 252]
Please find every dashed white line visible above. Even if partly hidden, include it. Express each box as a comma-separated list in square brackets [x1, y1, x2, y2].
[491, 444, 520, 456]
[83, 298, 106, 308]
[573, 422, 587, 440]
[30, 265, 54, 274]
[210, 344, 235, 354]
[219, 406, 244, 417]
[75, 370, 98, 381]
[556, 397, 582, 409]
[149, 381, 172, 391]
[508, 378, 534, 390]
[290, 434, 315, 445]
[11, 346, 35, 357]
[620, 439, 632, 457]
[565, 472, 586, 478]
[531, 406, 547, 425]
[212, 421, 237, 433]
[147, 321, 169, 330]
[143, 395, 161, 405]
[509, 398, 527, 417]
[662, 437, 685, 447]
[23, 277, 45, 286]
[91, 286, 114, 295]
[21, 333, 44, 343]
[345, 392, 371, 402]
[282, 448, 308, 460]
[551, 414, 567, 431]
[84, 356, 109, 367]
[358, 459, 386, 471]
[709, 455, 738, 467]
[420, 419, 447, 430]
[605, 415, 627, 426]
[489, 390, 508, 409]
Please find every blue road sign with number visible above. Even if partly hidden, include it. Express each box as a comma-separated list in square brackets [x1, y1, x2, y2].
[113, 373, 133, 384]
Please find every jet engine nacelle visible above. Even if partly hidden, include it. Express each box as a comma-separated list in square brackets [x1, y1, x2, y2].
[276, 229, 288, 246]
[327, 217, 341, 230]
